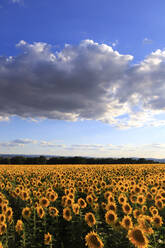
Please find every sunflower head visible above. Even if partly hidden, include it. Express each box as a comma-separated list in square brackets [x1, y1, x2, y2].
[85, 212, 96, 227]
[0, 214, 6, 224]
[39, 197, 50, 208]
[85, 231, 104, 248]
[22, 207, 31, 219]
[128, 226, 149, 248]
[78, 198, 87, 208]
[15, 220, 24, 234]
[63, 207, 72, 221]
[0, 223, 7, 235]
[49, 207, 59, 217]
[72, 203, 80, 215]
[120, 215, 133, 230]
[122, 203, 132, 215]
[152, 215, 163, 228]
[36, 205, 45, 219]
[105, 210, 117, 225]
[44, 232, 52, 245]
[138, 215, 153, 235]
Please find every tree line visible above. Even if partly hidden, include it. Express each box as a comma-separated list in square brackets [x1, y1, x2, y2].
[0, 155, 158, 165]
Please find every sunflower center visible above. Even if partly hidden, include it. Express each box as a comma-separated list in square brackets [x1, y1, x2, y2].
[132, 230, 145, 243]
[108, 214, 114, 221]
[90, 235, 101, 247]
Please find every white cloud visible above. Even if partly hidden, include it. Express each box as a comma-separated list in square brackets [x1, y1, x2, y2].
[111, 40, 119, 47]
[143, 38, 153, 45]
[0, 139, 38, 147]
[0, 39, 165, 128]
[1, 139, 165, 158]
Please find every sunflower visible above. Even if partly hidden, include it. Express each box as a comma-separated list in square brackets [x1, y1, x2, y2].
[105, 210, 117, 225]
[128, 226, 149, 248]
[85, 231, 104, 248]
[65, 197, 73, 207]
[0, 214, 6, 224]
[122, 203, 132, 215]
[105, 202, 116, 212]
[36, 206, 45, 219]
[49, 207, 59, 217]
[39, 197, 50, 208]
[146, 192, 153, 201]
[150, 207, 158, 216]
[160, 190, 165, 199]
[21, 190, 29, 201]
[15, 220, 23, 234]
[44, 232, 52, 245]
[22, 207, 31, 219]
[48, 192, 58, 202]
[72, 203, 80, 215]
[14, 187, 21, 196]
[86, 195, 94, 205]
[152, 215, 163, 228]
[130, 194, 137, 204]
[141, 205, 147, 213]
[78, 198, 87, 208]
[107, 195, 115, 203]
[133, 209, 142, 219]
[137, 215, 153, 235]
[101, 202, 106, 210]
[62, 194, 68, 205]
[85, 212, 96, 227]
[68, 193, 74, 200]
[0, 223, 7, 235]
[6, 207, 13, 221]
[151, 187, 157, 195]
[118, 194, 127, 205]
[155, 199, 164, 210]
[120, 215, 133, 230]
[65, 188, 70, 195]
[104, 191, 112, 200]
[134, 185, 141, 194]
[63, 207, 72, 221]
[137, 195, 146, 205]
[1, 183, 5, 190]
[0, 197, 3, 207]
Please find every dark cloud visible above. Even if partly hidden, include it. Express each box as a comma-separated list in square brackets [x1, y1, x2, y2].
[0, 40, 165, 128]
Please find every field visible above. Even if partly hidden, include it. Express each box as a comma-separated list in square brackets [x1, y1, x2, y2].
[0, 164, 164, 248]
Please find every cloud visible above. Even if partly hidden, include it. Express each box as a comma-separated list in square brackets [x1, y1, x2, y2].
[143, 38, 153, 45]
[12, 138, 37, 144]
[1, 139, 165, 158]
[0, 39, 165, 128]
[40, 141, 65, 148]
[111, 40, 119, 47]
[11, 0, 22, 3]
[0, 139, 37, 147]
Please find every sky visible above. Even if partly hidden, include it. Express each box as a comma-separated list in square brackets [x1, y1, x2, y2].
[1, 0, 165, 158]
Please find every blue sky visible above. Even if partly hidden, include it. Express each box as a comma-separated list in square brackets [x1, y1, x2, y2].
[1, 0, 165, 158]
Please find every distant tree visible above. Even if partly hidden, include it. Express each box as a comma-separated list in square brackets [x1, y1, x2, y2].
[37, 156, 47, 164]
[10, 156, 25, 164]
[0, 157, 10, 164]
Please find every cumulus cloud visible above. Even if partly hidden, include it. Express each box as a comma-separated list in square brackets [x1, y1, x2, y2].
[0, 39, 165, 128]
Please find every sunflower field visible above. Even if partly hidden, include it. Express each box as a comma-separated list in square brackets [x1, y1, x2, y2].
[0, 164, 164, 248]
